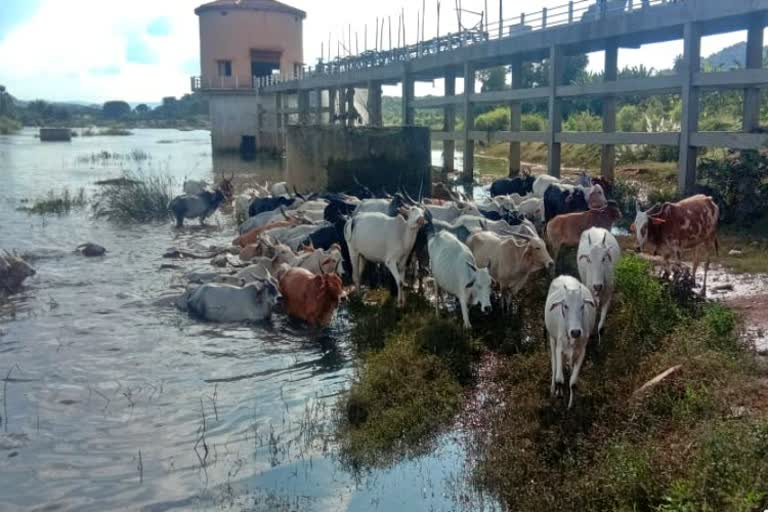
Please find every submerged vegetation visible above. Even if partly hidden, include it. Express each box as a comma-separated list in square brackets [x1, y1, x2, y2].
[76, 149, 151, 164]
[19, 188, 88, 215]
[337, 255, 768, 510]
[93, 170, 174, 222]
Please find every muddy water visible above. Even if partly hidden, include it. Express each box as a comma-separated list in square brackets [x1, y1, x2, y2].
[0, 129, 498, 511]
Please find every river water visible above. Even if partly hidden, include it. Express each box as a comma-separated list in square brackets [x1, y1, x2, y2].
[0, 129, 498, 511]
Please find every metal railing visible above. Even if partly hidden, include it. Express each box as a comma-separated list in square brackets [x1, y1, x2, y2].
[262, 0, 681, 86]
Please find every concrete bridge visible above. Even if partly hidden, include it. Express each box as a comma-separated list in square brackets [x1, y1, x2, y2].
[221, 0, 768, 194]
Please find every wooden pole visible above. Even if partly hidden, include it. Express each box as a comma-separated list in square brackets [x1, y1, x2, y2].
[499, 0, 503, 38]
[348, 24, 352, 55]
[437, 0, 441, 39]
[375, 17, 379, 51]
[422, 0, 426, 42]
[402, 8, 406, 45]
[484, 0, 488, 32]
[364, 24, 367, 51]
[389, 17, 392, 50]
[355, 32, 359, 55]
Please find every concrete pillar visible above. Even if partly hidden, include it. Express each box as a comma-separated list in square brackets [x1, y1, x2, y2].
[443, 68, 457, 172]
[678, 22, 701, 195]
[298, 90, 310, 125]
[509, 59, 523, 177]
[402, 70, 415, 125]
[275, 93, 283, 149]
[743, 18, 764, 132]
[368, 81, 383, 127]
[547, 46, 563, 178]
[314, 89, 323, 125]
[345, 88, 356, 127]
[329, 88, 337, 124]
[463, 61, 476, 182]
[601, 42, 618, 181]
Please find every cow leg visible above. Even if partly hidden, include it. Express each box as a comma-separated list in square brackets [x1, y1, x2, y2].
[385, 258, 403, 306]
[554, 338, 565, 399]
[434, 283, 441, 315]
[549, 334, 557, 397]
[459, 292, 471, 329]
[701, 240, 713, 298]
[598, 295, 611, 340]
[691, 244, 700, 287]
[568, 342, 587, 410]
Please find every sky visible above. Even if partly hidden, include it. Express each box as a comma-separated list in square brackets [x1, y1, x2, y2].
[0, 0, 752, 104]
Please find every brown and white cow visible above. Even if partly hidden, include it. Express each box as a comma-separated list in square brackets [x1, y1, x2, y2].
[632, 194, 719, 295]
[545, 202, 622, 261]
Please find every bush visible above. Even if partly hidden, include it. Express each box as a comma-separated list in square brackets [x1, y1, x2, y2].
[0, 116, 21, 135]
[93, 170, 174, 222]
[617, 104, 642, 132]
[697, 149, 768, 226]
[521, 113, 546, 131]
[475, 106, 509, 132]
[563, 111, 602, 132]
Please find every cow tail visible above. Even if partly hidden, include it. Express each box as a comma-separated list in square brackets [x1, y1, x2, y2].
[714, 236, 720, 256]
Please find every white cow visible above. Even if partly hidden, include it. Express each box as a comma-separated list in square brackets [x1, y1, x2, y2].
[425, 202, 482, 223]
[545, 275, 597, 409]
[453, 215, 536, 238]
[233, 187, 271, 223]
[271, 182, 291, 197]
[183, 179, 208, 195]
[428, 231, 492, 328]
[345, 206, 426, 305]
[533, 175, 560, 198]
[577, 227, 620, 335]
[516, 197, 545, 227]
[296, 243, 345, 276]
[187, 277, 281, 323]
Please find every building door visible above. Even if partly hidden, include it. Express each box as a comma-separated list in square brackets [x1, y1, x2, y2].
[250, 49, 281, 84]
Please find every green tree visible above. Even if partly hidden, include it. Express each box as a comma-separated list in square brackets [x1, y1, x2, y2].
[134, 104, 150, 115]
[102, 100, 131, 120]
[0, 85, 15, 118]
[478, 66, 507, 92]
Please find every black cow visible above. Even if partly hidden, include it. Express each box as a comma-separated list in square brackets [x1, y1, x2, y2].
[169, 190, 227, 227]
[543, 185, 588, 223]
[301, 212, 353, 278]
[490, 175, 536, 197]
[248, 196, 297, 217]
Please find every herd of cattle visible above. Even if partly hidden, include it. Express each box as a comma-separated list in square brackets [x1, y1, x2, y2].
[170, 172, 720, 408]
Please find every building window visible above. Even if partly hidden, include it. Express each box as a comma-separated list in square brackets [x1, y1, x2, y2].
[217, 60, 232, 77]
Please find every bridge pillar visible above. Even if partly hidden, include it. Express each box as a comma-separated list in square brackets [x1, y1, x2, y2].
[678, 22, 701, 195]
[328, 88, 337, 124]
[462, 61, 476, 183]
[547, 45, 564, 178]
[344, 88, 356, 127]
[314, 89, 323, 125]
[443, 68, 457, 172]
[508, 59, 523, 177]
[601, 41, 618, 182]
[743, 18, 764, 132]
[298, 90, 310, 125]
[402, 69, 415, 125]
[275, 92, 283, 150]
[368, 81, 383, 127]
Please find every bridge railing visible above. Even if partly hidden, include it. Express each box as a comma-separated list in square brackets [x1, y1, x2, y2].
[277, 0, 680, 85]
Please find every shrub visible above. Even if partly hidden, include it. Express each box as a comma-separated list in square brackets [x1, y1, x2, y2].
[697, 149, 768, 226]
[521, 113, 546, 131]
[617, 104, 642, 132]
[563, 111, 602, 132]
[93, 170, 174, 222]
[475, 106, 509, 132]
[0, 116, 21, 135]
[611, 178, 641, 222]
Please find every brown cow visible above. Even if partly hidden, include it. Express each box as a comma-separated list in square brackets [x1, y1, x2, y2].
[279, 268, 343, 327]
[632, 195, 719, 295]
[545, 202, 622, 261]
[234, 219, 301, 247]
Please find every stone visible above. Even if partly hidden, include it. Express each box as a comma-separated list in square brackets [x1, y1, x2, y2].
[728, 249, 743, 256]
[77, 243, 107, 257]
[0, 253, 35, 295]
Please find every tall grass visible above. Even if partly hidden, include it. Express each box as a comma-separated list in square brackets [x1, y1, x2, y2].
[93, 170, 174, 222]
[20, 188, 88, 215]
[76, 149, 151, 165]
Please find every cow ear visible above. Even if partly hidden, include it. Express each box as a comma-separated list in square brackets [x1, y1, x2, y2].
[587, 233, 592, 245]
[629, 223, 636, 234]
[549, 301, 563, 312]
[602, 232, 607, 245]
[466, 261, 477, 272]
[578, 254, 590, 262]
[651, 217, 666, 225]
[465, 279, 475, 289]
[584, 298, 596, 309]
[314, 274, 324, 286]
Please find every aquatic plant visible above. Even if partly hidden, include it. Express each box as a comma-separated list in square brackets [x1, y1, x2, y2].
[93, 170, 174, 222]
[19, 188, 88, 215]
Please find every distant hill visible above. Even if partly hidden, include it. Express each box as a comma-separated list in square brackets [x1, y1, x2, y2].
[702, 41, 768, 70]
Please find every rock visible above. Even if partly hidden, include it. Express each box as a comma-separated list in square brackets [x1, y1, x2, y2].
[210, 254, 229, 268]
[77, 243, 107, 257]
[0, 253, 36, 295]
[728, 249, 743, 256]
[713, 284, 734, 292]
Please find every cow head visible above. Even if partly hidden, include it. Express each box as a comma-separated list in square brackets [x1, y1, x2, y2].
[404, 206, 426, 228]
[520, 236, 554, 274]
[633, 200, 663, 251]
[587, 184, 607, 209]
[549, 285, 595, 341]
[218, 173, 235, 201]
[579, 230, 614, 299]
[465, 261, 492, 313]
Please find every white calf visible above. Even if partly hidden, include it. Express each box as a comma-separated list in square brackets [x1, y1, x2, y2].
[428, 231, 492, 328]
[544, 275, 597, 409]
[577, 227, 620, 335]
[187, 277, 281, 323]
[533, 175, 560, 198]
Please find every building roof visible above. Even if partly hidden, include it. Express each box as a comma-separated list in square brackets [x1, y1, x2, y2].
[194, 0, 306, 18]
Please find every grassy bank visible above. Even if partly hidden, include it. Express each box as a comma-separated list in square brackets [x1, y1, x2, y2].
[337, 256, 768, 510]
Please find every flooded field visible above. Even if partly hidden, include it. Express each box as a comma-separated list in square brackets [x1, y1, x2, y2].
[0, 129, 498, 511]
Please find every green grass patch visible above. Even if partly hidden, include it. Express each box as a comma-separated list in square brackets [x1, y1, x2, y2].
[0, 116, 21, 135]
[19, 188, 88, 215]
[93, 170, 174, 222]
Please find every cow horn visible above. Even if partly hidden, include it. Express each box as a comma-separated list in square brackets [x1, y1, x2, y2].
[602, 232, 607, 245]
[280, 206, 291, 221]
[403, 187, 418, 206]
[466, 261, 477, 272]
